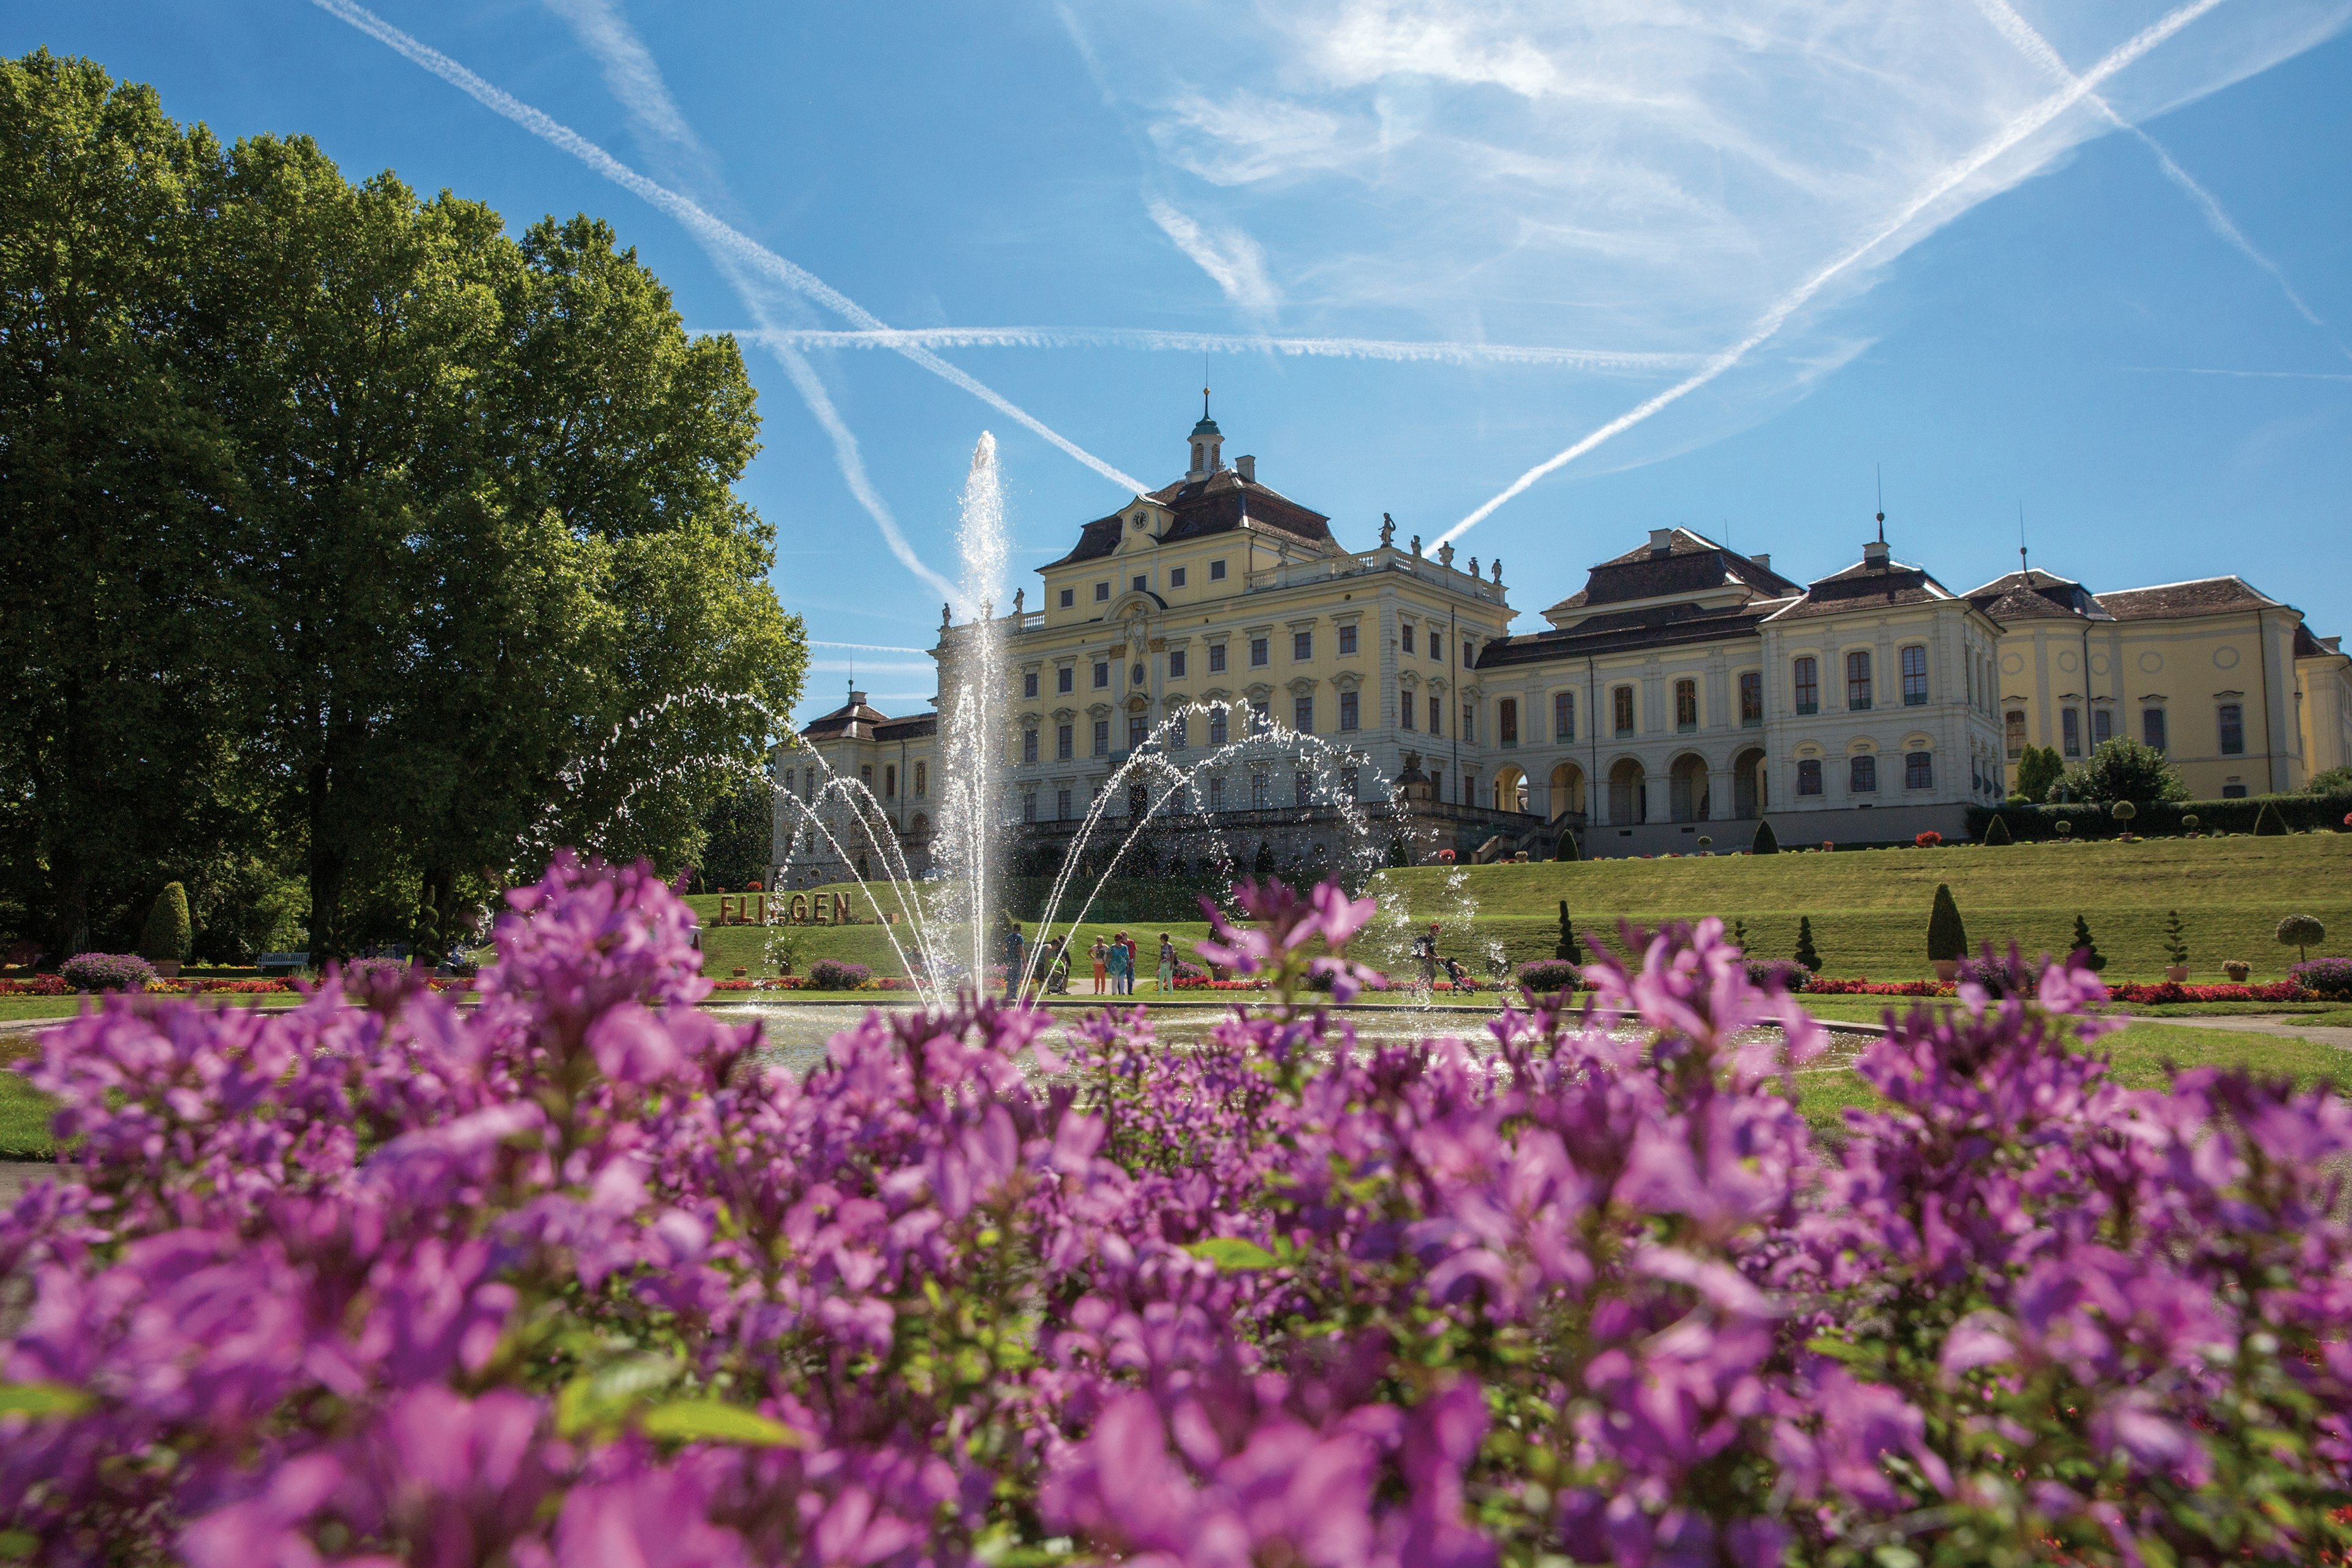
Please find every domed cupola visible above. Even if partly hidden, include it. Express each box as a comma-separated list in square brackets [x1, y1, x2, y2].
[1187, 387, 1223, 480]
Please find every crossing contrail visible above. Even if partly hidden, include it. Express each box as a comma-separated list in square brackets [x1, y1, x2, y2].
[1441, 0, 2230, 544]
[1969, 0, 2340, 347]
[306, 0, 1147, 496]
[737, 325, 1704, 373]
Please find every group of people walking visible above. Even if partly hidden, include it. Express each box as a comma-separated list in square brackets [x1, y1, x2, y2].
[999, 919, 1178, 1001]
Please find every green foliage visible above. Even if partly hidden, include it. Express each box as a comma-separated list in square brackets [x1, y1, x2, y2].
[2277, 914, 2325, 960]
[2071, 913, 2106, 972]
[2163, 909, 2188, 967]
[2254, 799, 2288, 836]
[1793, 915, 1822, 971]
[2307, 765, 2352, 795]
[694, 782, 774, 892]
[2057, 737, 2188, 805]
[136, 882, 191, 964]
[1554, 827, 1580, 861]
[1980, 813, 2013, 846]
[0, 52, 804, 961]
[1926, 883, 1967, 961]
[2014, 745, 2066, 804]
[1750, 817, 1779, 854]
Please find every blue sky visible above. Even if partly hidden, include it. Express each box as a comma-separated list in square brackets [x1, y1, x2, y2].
[16, 1, 2351, 724]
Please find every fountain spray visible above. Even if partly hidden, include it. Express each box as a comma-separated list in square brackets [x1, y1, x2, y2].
[935, 433, 1008, 986]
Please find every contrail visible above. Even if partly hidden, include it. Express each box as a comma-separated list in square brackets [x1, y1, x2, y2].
[1969, 0, 2339, 344]
[813, 641, 935, 653]
[1441, 0, 2228, 544]
[737, 325, 1704, 373]
[306, 0, 1147, 496]
[2126, 365, 2352, 381]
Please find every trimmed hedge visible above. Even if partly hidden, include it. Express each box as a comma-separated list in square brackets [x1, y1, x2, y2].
[1967, 791, 2352, 842]
[59, 952, 156, 992]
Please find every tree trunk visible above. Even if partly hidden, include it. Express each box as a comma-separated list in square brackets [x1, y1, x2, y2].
[306, 756, 344, 963]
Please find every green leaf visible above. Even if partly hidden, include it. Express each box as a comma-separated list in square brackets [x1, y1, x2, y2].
[555, 1354, 682, 1438]
[640, 1400, 802, 1447]
[0, 1382, 91, 1419]
[1186, 1237, 1280, 1272]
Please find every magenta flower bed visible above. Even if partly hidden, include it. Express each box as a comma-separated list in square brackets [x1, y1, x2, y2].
[2, 856, 2349, 1564]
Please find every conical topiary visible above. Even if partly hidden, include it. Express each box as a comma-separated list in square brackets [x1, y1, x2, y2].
[1927, 883, 1968, 962]
[1555, 828, 1580, 861]
[1982, 813, 2013, 846]
[1751, 818, 1779, 854]
[1794, 916, 1822, 972]
[1555, 899, 1582, 962]
[138, 881, 192, 965]
[2071, 914, 2107, 973]
[2253, 799, 2288, 836]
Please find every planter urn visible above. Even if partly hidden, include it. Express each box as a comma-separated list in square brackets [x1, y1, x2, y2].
[2165, 965, 2190, 983]
[154, 961, 181, 979]
[1932, 959, 1961, 982]
[2224, 962, 2250, 982]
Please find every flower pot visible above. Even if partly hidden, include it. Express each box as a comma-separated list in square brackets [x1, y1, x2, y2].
[2164, 965, 2189, 983]
[731, 967, 747, 978]
[2223, 962, 2250, 982]
[154, 961, 181, 978]
[1932, 959, 1961, 982]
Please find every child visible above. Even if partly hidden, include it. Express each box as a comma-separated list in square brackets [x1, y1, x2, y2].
[1090, 936, 1108, 995]
[1105, 936, 1131, 997]
[1156, 933, 1176, 993]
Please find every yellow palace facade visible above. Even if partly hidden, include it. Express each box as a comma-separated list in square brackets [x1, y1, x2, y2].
[777, 407, 2351, 876]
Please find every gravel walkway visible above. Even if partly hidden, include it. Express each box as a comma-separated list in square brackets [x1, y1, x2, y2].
[2131, 1012, 2352, 1051]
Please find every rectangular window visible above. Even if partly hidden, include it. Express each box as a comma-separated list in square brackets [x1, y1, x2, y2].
[1613, 686, 1635, 735]
[1057, 788, 1072, 821]
[1129, 715, 1147, 750]
[1250, 699, 1270, 734]
[1675, 679, 1697, 731]
[1294, 772, 1311, 807]
[1797, 758, 1823, 796]
[1901, 645, 1928, 706]
[1208, 709, 1228, 746]
[1850, 754, 1878, 793]
[1498, 698, 1518, 746]
[1250, 636, 1269, 668]
[1131, 574, 1147, 594]
[1095, 582, 1110, 601]
[1022, 729, 1038, 765]
[782, 768, 794, 795]
[2222, 782, 2248, 799]
[1252, 772, 1269, 810]
[1793, 657, 1819, 715]
[1023, 671, 1038, 699]
[1463, 638, 1474, 668]
[1430, 767, 1444, 804]
[914, 761, 926, 797]
[2005, 709, 2026, 758]
[1167, 712, 1186, 750]
[860, 765, 872, 788]
[1058, 666, 1074, 694]
[884, 764, 896, 798]
[2143, 707, 2167, 752]
[1428, 694, 1442, 735]
[1293, 695, 1314, 733]
[1170, 567, 1187, 589]
[1208, 775, 1225, 811]
[1905, 750, 1932, 790]
[1022, 791, 1037, 823]
[1401, 692, 1416, 731]
[1057, 723, 1073, 761]
[1293, 630, 1313, 661]
[1340, 767, 1359, 801]
[1092, 661, 1109, 689]
[1554, 690, 1575, 741]
[1846, 650, 1872, 711]
[1168, 650, 1186, 679]
[2062, 707, 2081, 756]
[2092, 707, 2113, 745]
[1208, 559, 1226, 580]
[1462, 702, 1475, 743]
[1338, 623, 1357, 655]
[1339, 690, 1359, 731]
[1208, 643, 1227, 673]
[2218, 703, 2244, 755]
[1401, 622, 1415, 654]
[1739, 671, 1762, 726]
[1092, 719, 1110, 757]
[1059, 588, 1074, 608]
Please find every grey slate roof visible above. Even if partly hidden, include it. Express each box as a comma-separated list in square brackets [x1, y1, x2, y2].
[1042, 468, 1341, 570]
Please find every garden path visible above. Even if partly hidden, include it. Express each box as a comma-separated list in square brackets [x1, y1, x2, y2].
[2139, 1013, 2352, 1051]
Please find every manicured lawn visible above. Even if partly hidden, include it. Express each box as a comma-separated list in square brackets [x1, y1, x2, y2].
[0, 993, 308, 1024]
[1368, 834, 2351, 981]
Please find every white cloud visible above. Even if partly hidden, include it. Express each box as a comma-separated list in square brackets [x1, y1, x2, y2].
[1147, 200, 1282, 314]
[1148, 91, 1357, 185]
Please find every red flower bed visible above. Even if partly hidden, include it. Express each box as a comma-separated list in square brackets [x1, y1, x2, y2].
[176, 979, 294, 995]
[1801, 977, 1954, 997]
[2101, 979, 2303, 1005]
[0, 975, 71, 997]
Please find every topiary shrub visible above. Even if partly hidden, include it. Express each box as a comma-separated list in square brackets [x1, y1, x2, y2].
[1751, 818, 1779, 854]
[2056, 737, 2189, 805]
[1516, 959, 1581, 995]
[1555, 829, 1580, 862]
[2162, 910, 2188, 968]
[59, 952, 156, 992]
[137, 882, 192, 965]
[1980, 813, 2012, 846]
[2071, 914, 2107, 973]
[1927, 884, 1967, 962]
[2255, 800, 2288, 837]
[2277, 914, 2326, 963]
[1554, 900, 1582, 963]
[2288, 957, 2352, 998]
[1793, 916, 1822, 972]
[807, 958, 873, 990]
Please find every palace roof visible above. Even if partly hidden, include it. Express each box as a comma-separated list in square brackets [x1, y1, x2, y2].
[1476, 597, 1796, 671]
[2092, 575, 2282, 620]
[1042, 466, 1343, 570]
[799, 688, 937, 744]
[1541, 528, 1799, 619]
[1767, 551, 1961, 621]
[1964, 568, 2111, 623]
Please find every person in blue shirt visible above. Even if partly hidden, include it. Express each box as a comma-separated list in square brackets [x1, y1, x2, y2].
[1104, 934, 1131, 996]
[1003, 920, 1025, 1001]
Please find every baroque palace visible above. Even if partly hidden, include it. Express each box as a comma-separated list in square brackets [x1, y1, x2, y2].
[777, 405, 2352, 878]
